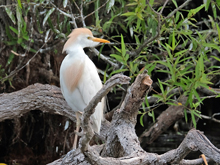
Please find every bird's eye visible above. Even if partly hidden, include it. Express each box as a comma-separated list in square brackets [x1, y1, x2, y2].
[87, 36, 91, 40]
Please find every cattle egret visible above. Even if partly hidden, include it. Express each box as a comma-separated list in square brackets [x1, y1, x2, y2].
[60, 28, 110, 149]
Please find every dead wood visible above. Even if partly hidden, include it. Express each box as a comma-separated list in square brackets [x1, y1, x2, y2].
[1, 73, 220, 164]
[140, 96, 187, 145]
[0, 83, 75, 122]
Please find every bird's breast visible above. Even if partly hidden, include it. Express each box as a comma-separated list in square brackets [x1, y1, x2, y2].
[60, 55, 85, 93]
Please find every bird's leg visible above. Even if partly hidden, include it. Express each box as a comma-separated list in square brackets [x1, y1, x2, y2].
[73, 111, 81, 149]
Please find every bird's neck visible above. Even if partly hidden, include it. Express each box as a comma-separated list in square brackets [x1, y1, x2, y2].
[66, 44, 86, 58]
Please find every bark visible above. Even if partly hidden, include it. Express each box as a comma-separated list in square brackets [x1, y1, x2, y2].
[0, 83, 110, 140]
[0, 83, 75, 122]
[49, 72, 220, 164]
[1, 73, 220, 164]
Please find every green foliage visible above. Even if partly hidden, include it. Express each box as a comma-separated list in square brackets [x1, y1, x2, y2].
[96, 0, 220, 128]
[2, 0, 220, 129]
[5, 4, 34, 52]
[2, 0, 72, 84]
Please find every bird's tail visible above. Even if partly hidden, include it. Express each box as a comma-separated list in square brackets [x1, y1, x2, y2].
[90, 97, 105, 134]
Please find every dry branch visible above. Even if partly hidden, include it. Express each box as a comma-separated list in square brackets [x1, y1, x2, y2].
[1, 73, 220, 164]
[81, 74, 131, 152]
[0, 83, 75, 121]
[50, 71, 220, 165]
[140, 95, 187, 145]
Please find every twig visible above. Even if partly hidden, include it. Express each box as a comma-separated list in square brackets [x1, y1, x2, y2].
[68, 4, 78, 28]
[197, 86, 220, 95]
[50, 1, 78, 28]
[72, 1, 85, 27]
[198, 113, 220, 124]
[72, 0, 81, 13]
[80, 2, 86, 27]
[84, 0, 110, 19]
[165, 0, 192, 19]
[128, 0, 191, 57]
[50, 2, 72, 18]
[128, 0, 162, 57]
[160, 0, 169, 14]
[1, 36, 51, 83]
[81, 74, 131, 152]
[90, 48, 119, 69]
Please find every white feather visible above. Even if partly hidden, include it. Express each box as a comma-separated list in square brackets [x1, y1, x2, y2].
[60, 28, 106, 134]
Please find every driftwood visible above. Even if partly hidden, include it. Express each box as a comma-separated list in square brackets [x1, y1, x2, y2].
[1, 72, 220, 164]
[140, 96, 187, 145]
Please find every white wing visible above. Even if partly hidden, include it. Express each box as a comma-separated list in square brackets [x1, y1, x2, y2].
[77, 56, 104, 133]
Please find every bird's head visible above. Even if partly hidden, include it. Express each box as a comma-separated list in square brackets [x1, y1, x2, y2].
[62, 28, 110, 53]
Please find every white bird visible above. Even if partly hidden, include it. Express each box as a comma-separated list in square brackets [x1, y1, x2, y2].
[60, 28, 110, 149]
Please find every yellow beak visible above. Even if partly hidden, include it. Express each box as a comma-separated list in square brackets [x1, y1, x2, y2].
[92, 37, 110, 43]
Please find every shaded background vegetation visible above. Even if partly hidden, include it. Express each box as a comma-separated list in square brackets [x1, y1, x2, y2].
[0, 0, 220, 164]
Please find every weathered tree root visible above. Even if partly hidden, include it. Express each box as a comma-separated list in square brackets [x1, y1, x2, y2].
[1, 73, 220, 164]
[51, 129, 218, 165]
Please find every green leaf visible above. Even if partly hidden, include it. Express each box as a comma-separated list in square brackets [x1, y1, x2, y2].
[217, 0, 220, 6]
[103, 14, 118, 32]
[109, 68, 128, 77]
[212, 2, 217, 19]
[198, 55, 204, 73]
[187, 4, 205, 18]
[148, 111, 155, 122]
[174, 49, 188, 56]
[113, 46, 121, 53]
[122, 12, 136, 17]
[191, 110, 197, 128]
[158, 79, 165, 96]
[175, 11, 180, 23]
[7, 52, 15, 65]
[103, 70, 107, 83]
[136, 12, 143, 20]
[17, 37, 23, 44]
[152, 110, 155, 122]
[146, 63, 156, 76]
[107, 0, 115, 13]
[5, 7, 16, 24]
[145, 96, 150, 107]
[172, 30, 175, 51]
[126, 2, 137, 6]
[16, 5, 22, 37]
[149, 0, 154, 6]
[203, 43, 220, 52]
[9, 26, 18, 34]
[95, 0, 100, 25]
[121, 34, 126, 57]
[125, 54, 129, 62]
[205, 0, 211, 11]
[172, 0, 178, 8]
[166, 102, 178, 106]
[211, 55, 220, 62]
[140, 113, 145, 127]
[184, 109, 188, 123]
[110, 54, 125, 64]
[63, 0, 68, 8]
[192, 89, 202, 103]
[17, 0, 22, 9]
[43, 8, 55, 26]
[119, 22, 128, 33]
[216, 23, 220, 44]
